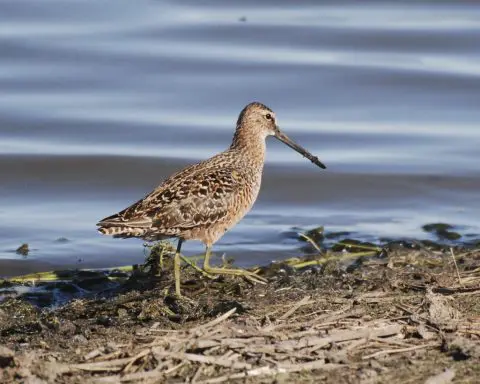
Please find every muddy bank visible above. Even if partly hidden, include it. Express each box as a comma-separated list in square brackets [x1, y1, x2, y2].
[1, 241, 479, 383]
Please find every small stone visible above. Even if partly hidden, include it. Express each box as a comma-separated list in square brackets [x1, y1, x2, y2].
[416, 324, 436, 340]
[54, 237, 70, 243]
[0, 345, 14, 367]
[425, 288, 459, 331]
[422, 223, 454, 233]
[425, 368, 455, 384]
[72, 334, 88, 344]
[16, 243, 29, 256]
[447, 336, 480, 361]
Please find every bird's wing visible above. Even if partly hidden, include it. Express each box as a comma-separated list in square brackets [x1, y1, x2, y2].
[98, 164, 244, 234]
[151, 166, 243, 231]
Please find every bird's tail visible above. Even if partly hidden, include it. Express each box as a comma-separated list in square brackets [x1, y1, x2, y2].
[97, 225, 149, 238]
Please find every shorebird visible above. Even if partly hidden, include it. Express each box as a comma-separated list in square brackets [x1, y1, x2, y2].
[97, 102, 326, 296]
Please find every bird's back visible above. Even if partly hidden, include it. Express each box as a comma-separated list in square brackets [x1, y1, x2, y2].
[97, 148, 263, 242]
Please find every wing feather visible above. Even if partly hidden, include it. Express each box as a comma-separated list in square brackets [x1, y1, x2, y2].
[97, 158, 243, 236]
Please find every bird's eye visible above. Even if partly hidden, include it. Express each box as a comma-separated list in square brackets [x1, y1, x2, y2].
[265, 113, 272, 121]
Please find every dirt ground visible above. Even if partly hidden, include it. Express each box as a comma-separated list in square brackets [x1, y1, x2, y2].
[1, 241, 479, 383]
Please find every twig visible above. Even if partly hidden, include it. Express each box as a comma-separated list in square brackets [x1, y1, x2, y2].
[164, 361, 186, 375]
[123, 348, 151, 372]
[196, 362, 343, 384]
[70, 357, 135, 372]
[191, 307, 237, 333]
[191, 364, 204, 383]
[279, 295, 312, 320]
[298, 233, 322, 252]
[266, 305, 361, 332]
[371, 337, 412, 348]
[362, 343, 438, 360]
[344, 338, 368, 351]
[84, 348, 104, 361]
[292, 251, 376, 269]
[450, 248, 464, 288]
[93, 369, 163, 383]
[153, 350, 252, 370]
[277, 324, 402, 352]
[336, 241, 382, 252]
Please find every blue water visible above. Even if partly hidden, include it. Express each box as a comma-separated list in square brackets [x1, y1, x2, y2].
[1, 0, 479, 275]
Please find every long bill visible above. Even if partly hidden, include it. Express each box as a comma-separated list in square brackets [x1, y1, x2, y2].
[274, 127, 326, 169]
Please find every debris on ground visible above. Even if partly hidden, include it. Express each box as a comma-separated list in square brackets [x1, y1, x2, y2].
[1, 241, 479, 383]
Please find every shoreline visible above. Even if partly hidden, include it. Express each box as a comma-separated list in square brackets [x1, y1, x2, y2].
[1, 241, 479, 383]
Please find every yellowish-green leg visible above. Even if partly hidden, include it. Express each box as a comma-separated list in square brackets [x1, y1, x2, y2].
[158, 246, 165, 271]
[203, 246, 267, 284]
[179, 256, 215, 279]
[174, 239, 183, 296]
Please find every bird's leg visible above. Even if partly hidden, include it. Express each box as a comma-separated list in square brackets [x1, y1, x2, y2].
[158, 245, 165, 271]
[203, 246, 267, 284]
[174, 239, 184, 296]
[179, 256, 215, 279]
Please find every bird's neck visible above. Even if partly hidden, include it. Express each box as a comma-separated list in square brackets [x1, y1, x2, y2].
[230, 128, 266, 168]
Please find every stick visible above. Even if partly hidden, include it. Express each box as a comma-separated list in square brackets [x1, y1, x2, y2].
[192, 307, 237, 332]
[191, 364, 204, 384]
[362, 343, 438, 360]
[196, 362, 343, 384]
[123, 349, 151, 372]
[70, 357, 135, 372]
[152, 350, 252, 370]
[277, 324, 402, 351]
[279, 295, 312, 320]
[450, 248, 464, 288]
[298, 233, 322, 252]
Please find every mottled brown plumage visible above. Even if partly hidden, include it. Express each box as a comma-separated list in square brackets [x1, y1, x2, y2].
[97, 102, 326, 296]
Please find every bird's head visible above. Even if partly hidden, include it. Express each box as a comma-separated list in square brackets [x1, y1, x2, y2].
[235, 102, 326, 169]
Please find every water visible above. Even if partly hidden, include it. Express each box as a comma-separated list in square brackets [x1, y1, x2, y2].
[1, 0, 479, 276]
